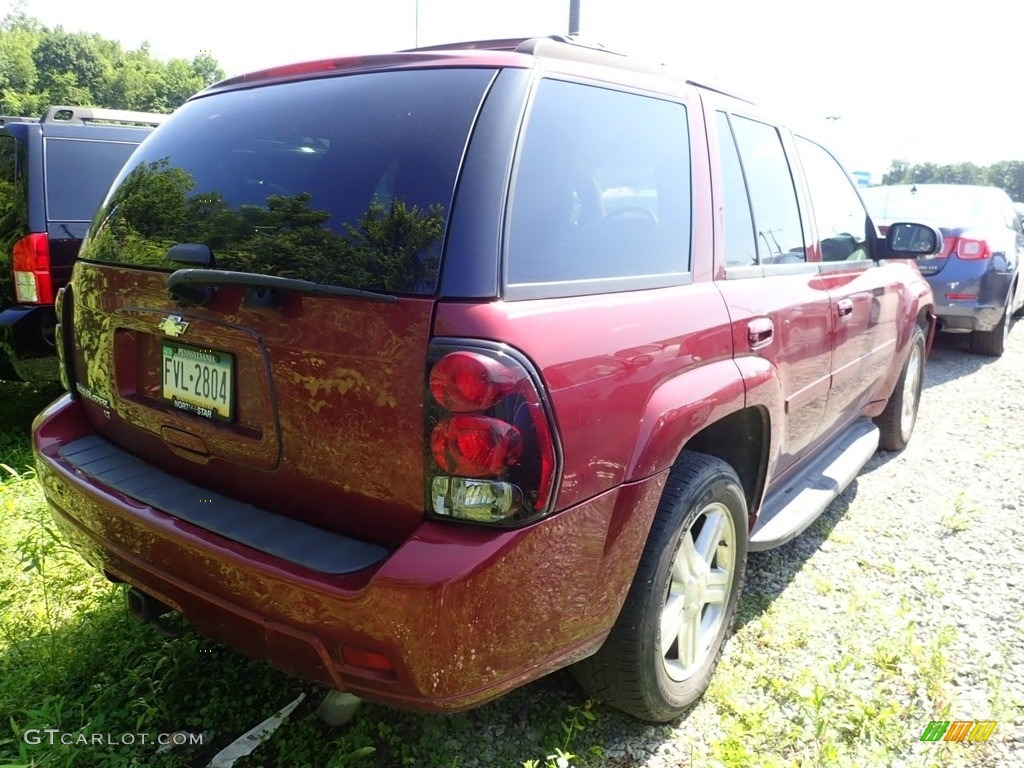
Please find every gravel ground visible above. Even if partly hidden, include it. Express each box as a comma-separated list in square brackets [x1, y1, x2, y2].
[425, 321, 1024, 768]
[587, 323, 1024, 767]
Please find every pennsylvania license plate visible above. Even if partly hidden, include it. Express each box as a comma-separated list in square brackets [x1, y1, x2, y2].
[160, 342, 234, 421]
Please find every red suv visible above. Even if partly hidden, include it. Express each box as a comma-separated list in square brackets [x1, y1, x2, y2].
[33, 36, 940, 722]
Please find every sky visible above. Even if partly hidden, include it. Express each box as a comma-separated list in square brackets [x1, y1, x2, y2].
[4, 0, 1023, 176]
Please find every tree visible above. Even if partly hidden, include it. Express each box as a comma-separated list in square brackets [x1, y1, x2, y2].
[0, 7, 225, 115]
[32, 28, 105, 100]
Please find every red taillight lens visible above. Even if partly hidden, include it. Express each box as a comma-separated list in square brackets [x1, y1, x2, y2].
[938, 236, 956, 259]
[431, 415, 523, 476]
[426, 345, 560, 525]
[12, 233, 53, 303]
[429, 351, 520, 411]
[954, 237, 991, 260]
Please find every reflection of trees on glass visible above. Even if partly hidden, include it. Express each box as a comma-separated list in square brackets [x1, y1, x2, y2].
[84, 159, 444, 294]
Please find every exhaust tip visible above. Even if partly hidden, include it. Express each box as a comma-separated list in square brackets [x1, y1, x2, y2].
[125, 587, 172, 623]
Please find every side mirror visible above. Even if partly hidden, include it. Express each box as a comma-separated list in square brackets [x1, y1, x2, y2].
[881, 222, 944, 258]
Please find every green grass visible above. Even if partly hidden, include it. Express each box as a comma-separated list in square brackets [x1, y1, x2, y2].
[0, 381, 610, 767]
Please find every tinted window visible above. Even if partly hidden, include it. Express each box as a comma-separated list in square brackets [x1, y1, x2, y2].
[0, 134, 16, 224]
[715, 112, 757, 267]
[507, 79, 691, 285]
[795, 137, 869, 262]
[82, 69, 496, 295]
[729, 115, 805, 264]
[44, 138, 140, 221]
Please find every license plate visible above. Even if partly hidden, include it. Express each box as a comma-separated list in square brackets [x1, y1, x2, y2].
[161, 342, 234, 421]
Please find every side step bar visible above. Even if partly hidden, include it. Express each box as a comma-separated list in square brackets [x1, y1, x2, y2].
[749, 419, 879, 551]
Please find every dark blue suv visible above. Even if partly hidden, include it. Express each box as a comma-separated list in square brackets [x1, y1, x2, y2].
[0, 106, 165, 380]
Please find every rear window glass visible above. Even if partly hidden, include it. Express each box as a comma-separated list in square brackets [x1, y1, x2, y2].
[81, 68, 497, 295]
[506, 79, 691, 286]
[44, 138, 140, 221]
[862, 186, 1008, 229]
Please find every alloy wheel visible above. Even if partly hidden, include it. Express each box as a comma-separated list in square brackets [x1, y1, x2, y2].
[660, 501, 736, 682]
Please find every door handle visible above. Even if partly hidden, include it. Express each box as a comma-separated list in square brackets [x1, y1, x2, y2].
[747, 317, 774, 350]
[836, 298, 854, 318]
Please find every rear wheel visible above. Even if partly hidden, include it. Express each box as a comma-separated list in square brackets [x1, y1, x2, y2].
[875, 324, 926, 451]
[970, 297, 1011, 357]
[571, 452, 747, 722]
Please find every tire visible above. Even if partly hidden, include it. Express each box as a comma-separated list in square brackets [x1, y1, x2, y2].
[970, 298, 1011, 357]
[875, 324, 926, 451]
[571, 452, 747, 722]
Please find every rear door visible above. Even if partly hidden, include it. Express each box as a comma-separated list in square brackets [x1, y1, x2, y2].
[70, 67, 498, 547]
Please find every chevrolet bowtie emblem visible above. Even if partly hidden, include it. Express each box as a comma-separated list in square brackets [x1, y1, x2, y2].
[159, 315, 189, 338]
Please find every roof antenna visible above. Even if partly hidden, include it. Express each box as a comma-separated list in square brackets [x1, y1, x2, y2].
[568, 0, 581, 35]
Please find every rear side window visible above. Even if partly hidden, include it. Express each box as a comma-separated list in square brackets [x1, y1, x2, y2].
[0, 134, 16, 225]
[44, 138, 139, 221]
[728, 115, 805, 265]
[506, 79, 691, 291]
[715, 112, 758, 267]
[82, 69, 496, 295]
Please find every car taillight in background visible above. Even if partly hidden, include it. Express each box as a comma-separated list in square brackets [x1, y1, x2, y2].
[951, 237, 991, 260]
[12, 233, 54, 303]
[425, 342, 560, 526]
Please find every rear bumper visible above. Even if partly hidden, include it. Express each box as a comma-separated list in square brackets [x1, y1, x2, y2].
[0, 305, 58, 381]
[928, 264, 1013, 332]
[934, 302, 1005, 333]
[33, 394, 666, 713]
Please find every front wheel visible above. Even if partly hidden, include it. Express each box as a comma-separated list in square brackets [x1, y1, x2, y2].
[571, 452, 747, 722]
[875, 323, 926, 451]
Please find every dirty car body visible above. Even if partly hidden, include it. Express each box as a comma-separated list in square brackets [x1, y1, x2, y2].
[34, 37, 940, 721]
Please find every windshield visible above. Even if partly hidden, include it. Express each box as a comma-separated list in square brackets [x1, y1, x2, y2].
[862, 185, 1005, 228]
[80, 68, 497, 295]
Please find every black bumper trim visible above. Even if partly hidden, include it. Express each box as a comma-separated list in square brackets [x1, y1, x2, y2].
[58, 435, 391, 575]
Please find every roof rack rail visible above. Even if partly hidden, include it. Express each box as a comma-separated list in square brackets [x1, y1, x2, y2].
[40, 106, 168, 127]
[0, 115, 37, 126]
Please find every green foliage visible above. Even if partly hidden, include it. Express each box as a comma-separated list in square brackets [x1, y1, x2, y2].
[0, 4, 225, 115]
[882, 158, 1024, 201]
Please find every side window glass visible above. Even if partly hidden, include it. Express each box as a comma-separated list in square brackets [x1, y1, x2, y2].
[795, 137, 870, 262]
[729, 115, 805, 264]
[0, 135, 16, 225]
[715, 112, 757, 266]
[507, 79, 691, 286]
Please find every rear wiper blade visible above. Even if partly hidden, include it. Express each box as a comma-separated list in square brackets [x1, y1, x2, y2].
[167, 269, 397, 306]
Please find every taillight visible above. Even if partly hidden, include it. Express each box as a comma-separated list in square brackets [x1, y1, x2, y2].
[938, 236, 956, 259]
[12, 233, 53, 303]
[954, 237, 991, 260]
[425, 342, 560, 525]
